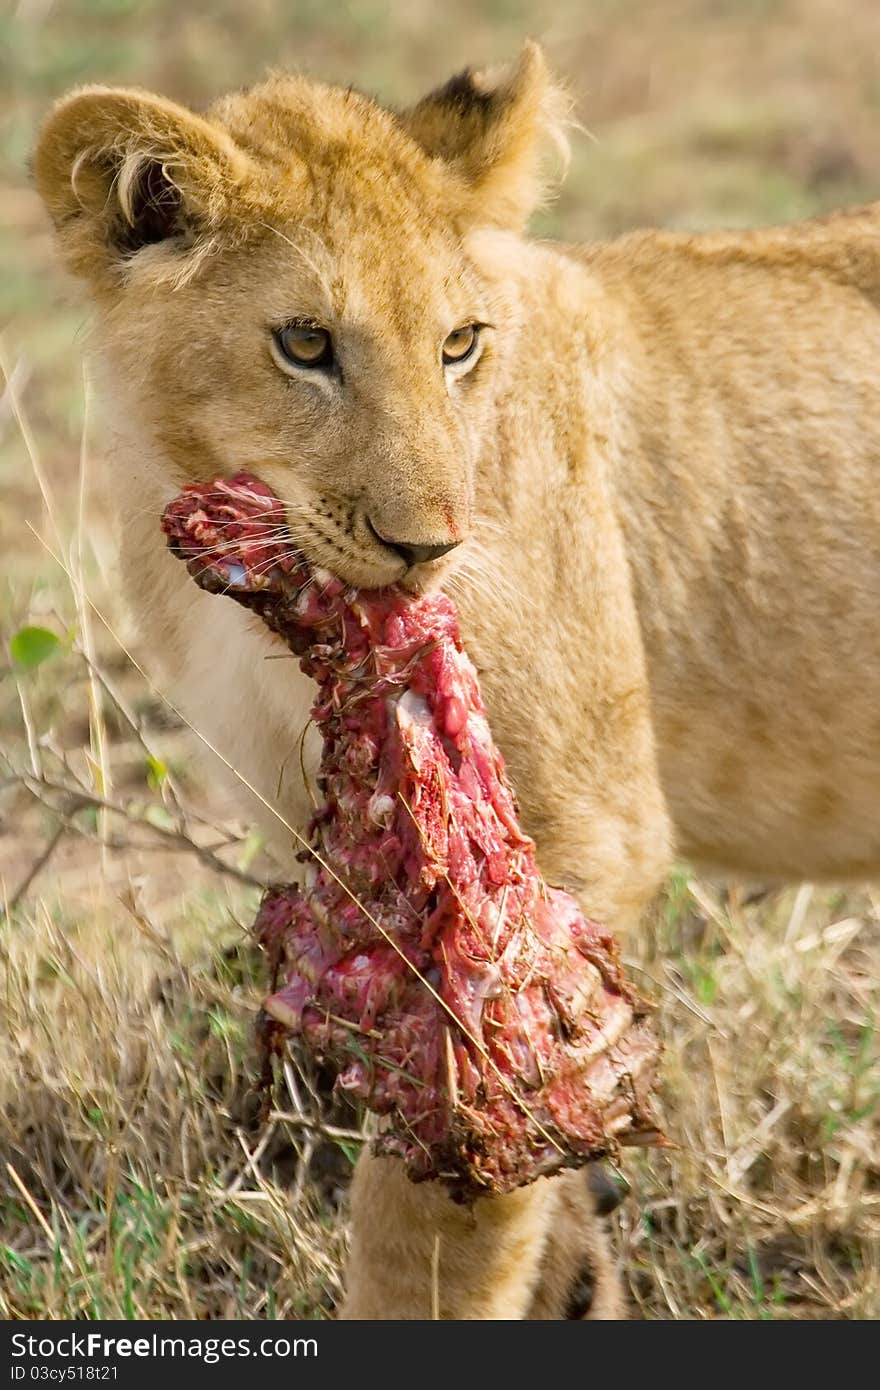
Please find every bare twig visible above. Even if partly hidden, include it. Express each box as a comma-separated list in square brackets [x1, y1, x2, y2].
[268, 1109, 365, 1145]
[2, 822, 66, 917]
[15, 771, 266, 890]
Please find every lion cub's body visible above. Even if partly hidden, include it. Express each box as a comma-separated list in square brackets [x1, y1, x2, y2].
[33, 46, 880, 1319]
[596, 218, 880, 883]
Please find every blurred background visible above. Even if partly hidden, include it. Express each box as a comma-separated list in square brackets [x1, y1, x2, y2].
[1, 0, 878, 1320]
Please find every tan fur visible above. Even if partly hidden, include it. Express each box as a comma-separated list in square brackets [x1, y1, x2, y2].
[32, 41, 880, 1318]
[342, 1156, 622, 1320]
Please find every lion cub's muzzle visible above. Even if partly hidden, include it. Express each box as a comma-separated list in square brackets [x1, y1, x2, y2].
[367, 521, 463, 569]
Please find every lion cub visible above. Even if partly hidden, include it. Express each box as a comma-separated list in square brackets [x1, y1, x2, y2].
[34, 41, 880, 1317]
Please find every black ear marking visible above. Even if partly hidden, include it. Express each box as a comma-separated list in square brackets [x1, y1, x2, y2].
[114, 157, 187, 254]
[432, 68, 495, 117]
[399, 44, 565, 232]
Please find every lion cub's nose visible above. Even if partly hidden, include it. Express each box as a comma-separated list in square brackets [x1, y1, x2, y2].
[370, 523, 462, 568]
[392, 538, 461, 567]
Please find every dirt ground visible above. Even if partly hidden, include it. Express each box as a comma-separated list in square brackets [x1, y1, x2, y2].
[1, 0, 878, 1319]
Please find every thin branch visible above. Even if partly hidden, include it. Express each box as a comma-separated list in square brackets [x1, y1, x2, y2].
[268, 1109, 365, 1145]
[2, 822, 66, 917]
[15, 772, 266, 890]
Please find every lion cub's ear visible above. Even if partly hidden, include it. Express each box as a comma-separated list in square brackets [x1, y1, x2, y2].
[402, 41, 571, 233]
[32, 86, 251, 288]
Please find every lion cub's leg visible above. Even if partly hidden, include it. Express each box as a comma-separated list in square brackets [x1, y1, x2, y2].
[339, 1152, 623, 1320]
[341, 1151, 562, 1319]
[524, 1167, 625, 1319]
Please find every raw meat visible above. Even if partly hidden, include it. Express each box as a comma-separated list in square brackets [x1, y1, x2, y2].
[162, 473, 662, 1197]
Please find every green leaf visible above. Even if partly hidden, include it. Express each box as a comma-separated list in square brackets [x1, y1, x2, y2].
[9, 625, 61, 670]
[146, 754, 167, 790]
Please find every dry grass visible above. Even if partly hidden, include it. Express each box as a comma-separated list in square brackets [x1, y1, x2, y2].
[2, 0, 879, 1321]
[622, 880, 880, 1318]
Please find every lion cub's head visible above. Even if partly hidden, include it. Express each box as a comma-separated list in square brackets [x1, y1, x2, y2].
[34, 44, 568, 588]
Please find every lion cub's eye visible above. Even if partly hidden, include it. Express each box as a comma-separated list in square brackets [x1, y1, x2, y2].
[274, 322, 334, 370]
[442, 323, 480, 366]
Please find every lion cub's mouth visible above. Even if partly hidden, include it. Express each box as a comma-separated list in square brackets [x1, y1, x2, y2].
[288, 508, 464, 595]
[397, 555, 460, 596]
[215, 474, 466, 594]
